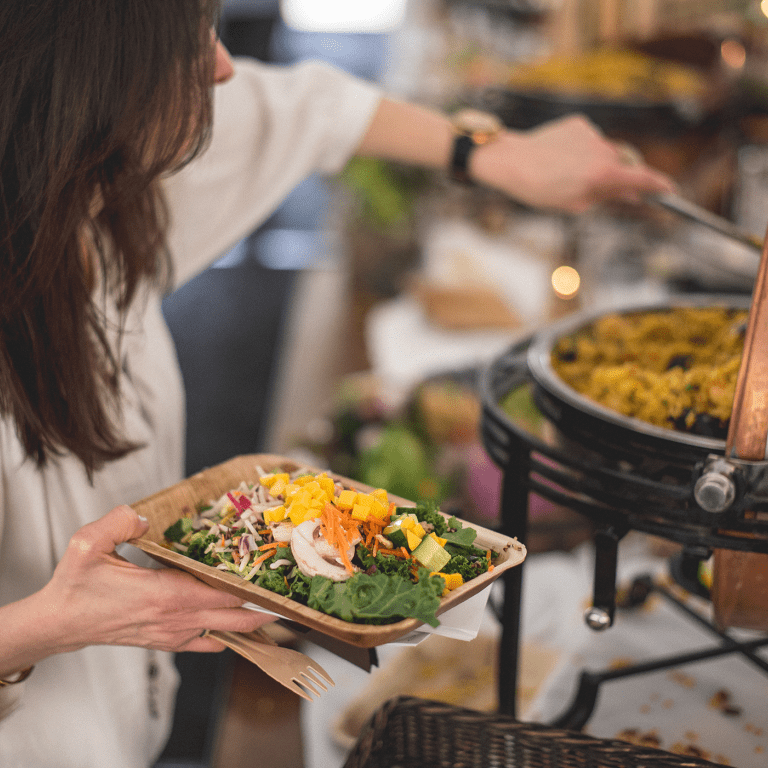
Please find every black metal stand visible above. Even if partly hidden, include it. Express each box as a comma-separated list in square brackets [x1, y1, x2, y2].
[480, 339, 768, 725]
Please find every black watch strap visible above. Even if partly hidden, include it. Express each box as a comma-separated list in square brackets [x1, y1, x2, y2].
[450, 134, 476, 185]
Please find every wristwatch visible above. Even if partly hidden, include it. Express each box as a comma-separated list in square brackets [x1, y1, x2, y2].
[449, 108, 504, 184]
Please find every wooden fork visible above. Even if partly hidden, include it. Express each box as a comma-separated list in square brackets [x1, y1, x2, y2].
[204, 628, 334, 701]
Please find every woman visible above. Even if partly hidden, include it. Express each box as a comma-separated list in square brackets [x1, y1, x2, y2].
[0, 1, 673, 765]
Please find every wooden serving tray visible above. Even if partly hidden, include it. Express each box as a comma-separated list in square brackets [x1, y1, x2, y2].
[130, 454, 526, 647]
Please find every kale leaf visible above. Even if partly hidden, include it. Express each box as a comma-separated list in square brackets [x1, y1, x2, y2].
[308, 568, 444, 627]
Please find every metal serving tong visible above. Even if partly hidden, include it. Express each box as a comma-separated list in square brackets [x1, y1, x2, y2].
[650, 192, 764, 252]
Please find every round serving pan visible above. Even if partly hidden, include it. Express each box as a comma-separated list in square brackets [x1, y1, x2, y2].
[476, 86, 707, 137]
[526, 294, 751, 463]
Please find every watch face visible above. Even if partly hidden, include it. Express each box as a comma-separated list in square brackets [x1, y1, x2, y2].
[453, 108, 503, 142]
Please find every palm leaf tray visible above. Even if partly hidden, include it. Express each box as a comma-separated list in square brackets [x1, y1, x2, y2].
[130, 454, 526, 647]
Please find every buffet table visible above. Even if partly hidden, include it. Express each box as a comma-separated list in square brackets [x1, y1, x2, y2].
[301, 538, 768, 767]
[298, 211, 768, 768]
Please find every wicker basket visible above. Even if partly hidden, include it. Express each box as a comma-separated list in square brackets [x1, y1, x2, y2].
[343, 697, 726, 768]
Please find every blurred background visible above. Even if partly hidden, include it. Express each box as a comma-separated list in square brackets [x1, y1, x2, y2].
[157, 1, 768, 765]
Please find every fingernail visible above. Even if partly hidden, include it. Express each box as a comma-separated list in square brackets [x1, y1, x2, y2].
[138, 515, 148, 524]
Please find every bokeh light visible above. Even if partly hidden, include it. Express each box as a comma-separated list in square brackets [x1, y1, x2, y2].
[551, 265, 581, 299]
[721, 38, 746, 70]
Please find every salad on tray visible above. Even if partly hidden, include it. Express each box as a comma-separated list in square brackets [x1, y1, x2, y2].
[162, 466, 497, 627]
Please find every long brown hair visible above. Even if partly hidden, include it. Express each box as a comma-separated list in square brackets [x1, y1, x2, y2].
[0, 0, 219, 475]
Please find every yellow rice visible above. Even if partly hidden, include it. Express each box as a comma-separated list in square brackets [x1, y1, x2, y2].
[551, 307, 748, 434]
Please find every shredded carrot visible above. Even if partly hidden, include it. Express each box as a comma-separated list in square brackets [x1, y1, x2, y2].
[335, 521, 354, 574]
[372, 538, 379, 557]
[318, 502, 359, 575]
[377, 547, 411, 560]
[251, 549, 278, 568]
[258, 542, 279, 551]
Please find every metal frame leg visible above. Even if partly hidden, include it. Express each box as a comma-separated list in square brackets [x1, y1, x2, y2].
[497, 441, 531, 717]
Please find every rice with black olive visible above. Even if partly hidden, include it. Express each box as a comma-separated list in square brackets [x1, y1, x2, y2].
[551, 306, 748, 437]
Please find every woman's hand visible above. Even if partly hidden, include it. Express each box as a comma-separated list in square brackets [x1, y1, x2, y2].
[357, 99, 675, 215]
[33, 506, 273, 660]
[471, 114, 676, 213]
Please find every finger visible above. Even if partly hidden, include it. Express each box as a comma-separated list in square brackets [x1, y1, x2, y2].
[190, 606, 278, 634]
[151, 567, 250, 610]
[68, 505, 149, 559]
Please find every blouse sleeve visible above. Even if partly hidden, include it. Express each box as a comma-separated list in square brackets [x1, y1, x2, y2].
[162, 57, 383, 288]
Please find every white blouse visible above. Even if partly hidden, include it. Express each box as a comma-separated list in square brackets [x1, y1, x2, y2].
[0, 57, 381, 767]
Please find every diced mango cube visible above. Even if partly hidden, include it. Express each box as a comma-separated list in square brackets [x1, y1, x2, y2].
[370, 499, 388, 519]
[284, 483, 302, 498]
[288, 505, 312, 525]
[302, 480, 322, 498]
[430, 572, 463, 595]
[411, 521, 427, 538]
[336, 489, 357, 510]
[351, 504, 370, 522]
[405, 529, 423, 551]
[400, 517, 414, 531]
[443, 573, 464, 591]
[318, 475, 335, 498]
[371, 488, 388, 504]
[268, 478, 287, 498]
[355, 493, 374, 509]
[429, 532, 448, 547]
[263, 505, 286, 524]
[290, 489, 312, 508]
[260, 472, 289, 489]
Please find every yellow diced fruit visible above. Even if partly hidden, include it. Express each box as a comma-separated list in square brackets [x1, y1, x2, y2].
[318, 475, 335, 498]
[293, 474, 315, 486]
[400, 518, 414, 531]
[372, 488, 388, 504]
[351, 504, 371, 522]
[355, 493, 374, 509]
[302, 480, 323, 498]
[290, 489, 312, 509]
[370, 499, 388, 519]
[429, 532, 448, 547]
[336, 489, 357, 510]
[263, 505, 286, 524]
[284, 483, 302, 499]
[431, 571, 463, 595]
[288, 505, 314, 525]
[412, 522, 427, 538]
[268, 478, 287, 498]
[260, 472, 288, 489]
[405, 529, 423, 551]
[443, 573, 464, 591]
